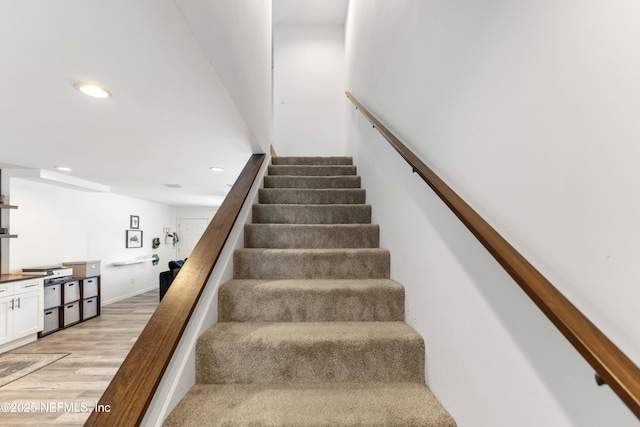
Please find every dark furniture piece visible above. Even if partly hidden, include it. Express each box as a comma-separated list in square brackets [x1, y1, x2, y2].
[159, 259, 185, 301]
[40, 275, 101, 337]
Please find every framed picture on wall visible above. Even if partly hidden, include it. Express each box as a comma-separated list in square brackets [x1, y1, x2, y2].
[130, 215, 139, 229]
[126, 230, 143, 248]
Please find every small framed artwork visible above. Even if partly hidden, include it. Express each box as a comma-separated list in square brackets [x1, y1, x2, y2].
[130, 215, 139, 229]
[126, 230, 143, 248]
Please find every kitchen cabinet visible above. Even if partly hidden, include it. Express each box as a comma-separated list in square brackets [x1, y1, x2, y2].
[0, 277, 43, 351]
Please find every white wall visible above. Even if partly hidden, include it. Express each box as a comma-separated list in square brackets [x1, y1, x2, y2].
[7, 177, 177, 305]
[273, 24, 348, 156]
[86, 192, 176, 304]
[8, 179, 89, 269]
[346, 1, 640, 426]
[175, 0, 273, 153]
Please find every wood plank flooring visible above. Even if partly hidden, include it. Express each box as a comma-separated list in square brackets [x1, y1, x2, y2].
[0, 290, 158, 426]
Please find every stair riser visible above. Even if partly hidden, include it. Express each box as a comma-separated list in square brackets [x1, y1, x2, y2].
[168, 156, 458, 427]
[164, 383, 457, 427]
[259, 189, 366, 204]
[219, 283, 404, 322]
[245, 224, 379, 248]
[234, 250, 390, 280]
[272, 156, 353, 165]
[264, 176, 361, 189]
[196, 336, 424, 385]
[268, 165, 357, 176]
[252, 205, 371, 224]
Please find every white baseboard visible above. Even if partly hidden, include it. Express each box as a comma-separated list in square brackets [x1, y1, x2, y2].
[0, 333, 38, 354]
[101, 286, 157, 306]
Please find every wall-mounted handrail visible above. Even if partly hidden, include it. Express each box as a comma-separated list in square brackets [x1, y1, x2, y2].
[84, 153, 265, 427]
[346, 91, 640, 419]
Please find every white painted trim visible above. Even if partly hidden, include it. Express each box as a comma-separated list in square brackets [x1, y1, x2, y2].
[100, 286, 157, 306]
[0, 333, 38, 354]
[3, 169, 110, 193]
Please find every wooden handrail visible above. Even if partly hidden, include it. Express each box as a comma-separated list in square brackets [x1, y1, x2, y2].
[346, 91, 640, 419]
[85, 153, 265, 427]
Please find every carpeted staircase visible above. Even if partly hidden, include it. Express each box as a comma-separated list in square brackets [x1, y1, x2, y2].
[164, 157, 456, 426]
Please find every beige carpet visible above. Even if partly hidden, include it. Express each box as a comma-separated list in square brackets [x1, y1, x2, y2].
[165, 157, 456, 426]
[0, 353, 68, 387]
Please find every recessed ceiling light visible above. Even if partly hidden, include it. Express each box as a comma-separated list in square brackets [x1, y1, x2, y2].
[56, 166, 72, 172]
[164, 184, 183, 188]
[73, 81, 112, 99]
[209, 167, 224, 172]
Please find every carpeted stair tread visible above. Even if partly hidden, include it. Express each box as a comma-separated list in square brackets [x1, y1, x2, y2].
[245, 224, 379, 248]
[268, 165, 357, 176]
[259, 188, 366, 204]
[264, 175, 361, 188]
[218, 279, 404, 322]
[196, 321, 424, 384]
[166, 155, 457, 426]
[163, 382, 456, 427]
[234, 248, 390, 279]
[272, 156, 353, 165]
[252, 204, 372, 224]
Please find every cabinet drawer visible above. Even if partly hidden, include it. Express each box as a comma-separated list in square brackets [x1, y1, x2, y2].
[42, 308, 61, 335]
[82, 277, 99, 298]
[0, 284, 10, 298]
[63, 303, 80, 326]
[82, 297, 98, 320]
[63, 281, 80, 303]
[44, 284, 62, 309]
[14, 279, 43, 295]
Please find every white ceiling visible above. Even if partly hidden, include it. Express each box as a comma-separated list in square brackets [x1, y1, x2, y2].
[0, 0, 253, 207]
[273, 0, 349, 25]
[0, 0, 348, 207]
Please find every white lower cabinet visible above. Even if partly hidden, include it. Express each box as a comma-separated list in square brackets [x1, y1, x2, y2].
[0, 297, 11, 345]
[0, 278, 44, 349]
[13, 291, 42, 337]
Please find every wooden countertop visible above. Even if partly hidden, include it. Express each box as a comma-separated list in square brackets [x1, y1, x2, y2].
[0, 274, 39, 284]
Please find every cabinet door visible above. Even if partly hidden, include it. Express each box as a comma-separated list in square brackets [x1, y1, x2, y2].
[12, 292, 42, 338]
[0, 297, 12, 345]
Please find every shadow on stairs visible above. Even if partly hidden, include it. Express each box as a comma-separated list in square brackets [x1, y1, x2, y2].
[164, 156, 456, 426]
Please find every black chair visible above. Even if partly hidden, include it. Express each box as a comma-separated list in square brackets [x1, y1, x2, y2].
[159, 259, 186, 301]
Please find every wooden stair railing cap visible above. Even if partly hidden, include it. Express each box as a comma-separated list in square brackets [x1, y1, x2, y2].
[84, 153, 265, 427]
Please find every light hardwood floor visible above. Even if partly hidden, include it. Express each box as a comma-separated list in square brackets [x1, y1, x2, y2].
[0, 290, 159, 426]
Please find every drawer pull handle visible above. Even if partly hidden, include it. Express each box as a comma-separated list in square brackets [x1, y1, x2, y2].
[45, 311, 53, 316]
[68, 305, 74, 308]
[24, 284, 39, 288]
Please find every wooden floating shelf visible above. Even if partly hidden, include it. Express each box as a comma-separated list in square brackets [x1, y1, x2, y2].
[113, 257, 155, 266]
[0, 204, 18, 209]
[0, 234, 17, 239]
